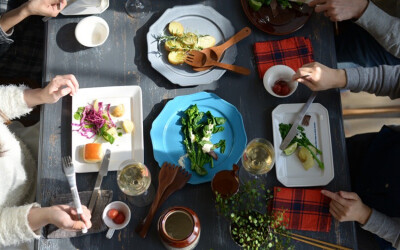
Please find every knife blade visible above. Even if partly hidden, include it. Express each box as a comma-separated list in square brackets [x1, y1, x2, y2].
[88, 149, 111, 212]
[279, 92, 317, 150]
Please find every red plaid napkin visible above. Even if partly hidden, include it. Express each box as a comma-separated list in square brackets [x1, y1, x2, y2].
[254, 37, 314, 78]
[272, 187, 331, 232]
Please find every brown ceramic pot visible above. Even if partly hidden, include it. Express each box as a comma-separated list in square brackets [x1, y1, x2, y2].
[158, 206, 201, 250]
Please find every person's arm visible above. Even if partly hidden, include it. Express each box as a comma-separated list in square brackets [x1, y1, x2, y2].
[0, 0, 66, 34]
[344, 65, 400, 99]
[321, 190, 400, 248]
[24, 74, 79, 108]
[308, 0, 368, 21]
[0, 74, 79, 123]
[0, 204, 92, 247]
[361, 209, 400, 249]
[293, 62, 400, 99]
[355, 1, 400, 59]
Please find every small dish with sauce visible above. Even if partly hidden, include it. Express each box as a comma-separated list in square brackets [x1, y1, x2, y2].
[263, 65, 298, 98]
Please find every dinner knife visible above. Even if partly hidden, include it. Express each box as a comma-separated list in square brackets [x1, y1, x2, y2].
[279, 92, 317, 150]
[88, 149, 111, 212]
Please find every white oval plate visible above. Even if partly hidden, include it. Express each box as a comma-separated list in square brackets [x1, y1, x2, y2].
[272, 103, 334, 187]
[147, 4, 237, 86]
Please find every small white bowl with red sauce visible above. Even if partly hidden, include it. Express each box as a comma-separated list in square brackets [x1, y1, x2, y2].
[263, 65, 298, 98]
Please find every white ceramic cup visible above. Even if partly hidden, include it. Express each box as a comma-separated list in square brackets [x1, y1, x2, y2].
[263, 65, 298, 98]
[75, 16, 109, 47]
[102, 201, 131, 239]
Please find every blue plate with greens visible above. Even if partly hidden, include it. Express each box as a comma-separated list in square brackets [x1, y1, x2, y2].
[151, 92, 247, 184]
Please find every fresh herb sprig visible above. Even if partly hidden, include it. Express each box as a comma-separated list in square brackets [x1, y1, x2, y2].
[215, 181, 293, 249]
[279, 123, 324, 169]
[181, 104, 226, 176]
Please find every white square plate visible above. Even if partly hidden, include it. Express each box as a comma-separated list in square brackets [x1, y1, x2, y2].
[61, 0, 109, 15]
[71, 86, 144, 173]
[272, 103, 334, 187]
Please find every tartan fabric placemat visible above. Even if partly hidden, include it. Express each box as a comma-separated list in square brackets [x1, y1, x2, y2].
[254, 37, 314, 78]
[272, 187, 331, 232]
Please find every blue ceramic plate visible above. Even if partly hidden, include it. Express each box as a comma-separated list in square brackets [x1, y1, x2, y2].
[151, 92, 247, 184]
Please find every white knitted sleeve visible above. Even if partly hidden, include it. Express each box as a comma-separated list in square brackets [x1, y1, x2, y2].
[0, 85, 33, 123]
[0, 203, 41, 247]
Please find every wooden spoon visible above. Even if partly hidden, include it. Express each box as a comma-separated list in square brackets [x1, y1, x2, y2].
[192, 27, 252, 72]
[135, 165, 191, 234]
[185, 50, 251, 75]
[136, 162, 178, 238]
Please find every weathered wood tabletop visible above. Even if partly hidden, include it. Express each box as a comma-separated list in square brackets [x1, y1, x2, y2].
[37, 0, 358, 249]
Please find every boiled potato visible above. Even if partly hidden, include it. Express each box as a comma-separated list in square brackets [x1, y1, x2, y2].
[182, 32, 198, 47]
[112, 104, 125, 117]
[197, 35, 216, 49]
[164, 40, 185, 51]
[168, 21, 184, 36]
[168, 51, 186, 65]
[122, 120, 135, 134]
[297, 147, 316, 170]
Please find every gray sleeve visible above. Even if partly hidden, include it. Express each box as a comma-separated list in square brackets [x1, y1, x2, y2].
[355, 1, 400, 58]
[0, 15, 14, 56]
[344, 65, 400, 99]
[361, 209, 400, 249]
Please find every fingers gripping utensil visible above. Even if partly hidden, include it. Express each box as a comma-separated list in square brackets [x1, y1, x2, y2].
[135, 164, 191, 233]
[192, 27, 252, 72]
[136, 162, 179, 238]
[185, 50, 251, 75]
[62, 156, 87, 233]
[279, 92, 317, 150]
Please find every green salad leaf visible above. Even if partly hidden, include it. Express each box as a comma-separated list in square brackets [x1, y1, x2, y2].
[279, 123, 324, 169]
[181, 105, 226, 176]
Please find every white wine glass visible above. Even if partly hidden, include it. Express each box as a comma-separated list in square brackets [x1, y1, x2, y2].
[125, 0, 151, 18]
[117, 160, 155, 207]
[239, 138, 275, 184]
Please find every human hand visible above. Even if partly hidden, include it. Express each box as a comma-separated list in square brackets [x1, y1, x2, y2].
[321, 190, 372, 225]
[49, 204, 92, 231]
[25, 0, 66, 17]
[308, 0, 368, 21]
[41, 74, 79, 104]
[292, 62, 347, 91]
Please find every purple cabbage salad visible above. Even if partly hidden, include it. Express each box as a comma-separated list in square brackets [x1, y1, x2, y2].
[72, 100, 116, 144]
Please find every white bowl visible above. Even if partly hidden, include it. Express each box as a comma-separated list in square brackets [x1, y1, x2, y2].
[75, 16, 109, 47]
[263, 65, 298, 98]
[102, 201, 131, 230]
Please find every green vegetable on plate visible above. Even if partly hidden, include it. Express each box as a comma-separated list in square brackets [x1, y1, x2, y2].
[181, 104, 226, 176]
[279, 123, 324, 169]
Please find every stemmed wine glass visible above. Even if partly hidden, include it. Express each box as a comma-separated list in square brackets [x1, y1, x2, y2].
[117, 160, 155, 207]
[125, 0, 151, 18]
[239, 138, 275, 184]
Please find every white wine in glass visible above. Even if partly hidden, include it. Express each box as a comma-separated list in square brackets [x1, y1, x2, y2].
[241, 138, 275, 175]
[117, 161, 155, 207]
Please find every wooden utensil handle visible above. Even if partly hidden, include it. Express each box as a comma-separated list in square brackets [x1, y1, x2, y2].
[216, 27, 251, 51]
[136, 188, 163, 238]
[214, 61, 250, 75]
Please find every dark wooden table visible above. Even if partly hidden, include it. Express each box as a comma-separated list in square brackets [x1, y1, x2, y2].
[37, 0, 358, 249]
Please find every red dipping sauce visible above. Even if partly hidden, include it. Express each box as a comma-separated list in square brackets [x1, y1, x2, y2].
[272, 80, 291, 96]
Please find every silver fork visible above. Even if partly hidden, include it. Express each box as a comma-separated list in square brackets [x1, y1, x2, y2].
[62, 156, 87, 233]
